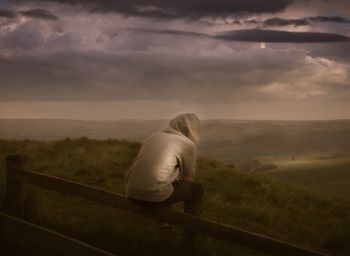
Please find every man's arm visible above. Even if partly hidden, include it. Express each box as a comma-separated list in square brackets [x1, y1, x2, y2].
[179, 143, 197, 182]
[182, 176, 194, 182]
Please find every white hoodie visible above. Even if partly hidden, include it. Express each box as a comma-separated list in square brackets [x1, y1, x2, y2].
[125, 113, 201, 202]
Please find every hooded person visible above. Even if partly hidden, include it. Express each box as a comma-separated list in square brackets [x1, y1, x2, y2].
[125, 113, 203, 216]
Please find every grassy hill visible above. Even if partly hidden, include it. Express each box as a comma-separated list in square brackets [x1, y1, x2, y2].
[0, 138, 349, 256]
[2, 118, 350, 199]
[264, 158, 350, 200]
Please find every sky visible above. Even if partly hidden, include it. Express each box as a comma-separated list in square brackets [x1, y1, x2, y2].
[0, 0, 350, 120]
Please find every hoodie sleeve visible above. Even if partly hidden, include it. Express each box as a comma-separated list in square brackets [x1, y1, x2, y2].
[179, 143, 197, 178]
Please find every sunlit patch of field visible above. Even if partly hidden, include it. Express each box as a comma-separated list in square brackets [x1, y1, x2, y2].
[264, 157, 350, 200]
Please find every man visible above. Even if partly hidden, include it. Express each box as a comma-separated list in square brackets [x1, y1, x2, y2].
[125, 113, 203, 216]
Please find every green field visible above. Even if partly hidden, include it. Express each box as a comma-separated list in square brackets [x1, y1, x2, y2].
[264, 157, 350, 200]
[0, 138, 349, 256]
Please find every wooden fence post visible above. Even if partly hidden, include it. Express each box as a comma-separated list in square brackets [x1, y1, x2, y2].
[181, 209, 197, 256]
[2, 155, 26, 216]
[182, 227, 196, 256]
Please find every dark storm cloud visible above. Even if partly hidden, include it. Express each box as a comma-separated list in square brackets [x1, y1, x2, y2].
[0, 8, 58, 20]
[0, 47, 308, 102]
[215, 29, 350, 43]
[20, 8, 58, 20]
[264, 17, 310, 27]
[2, 0, 350, 106]
[1, 45, 348, 104]
[308, 16, 350, 23]
[128, 28, 208, 38]
[10, 0, 293, 19]
[0, 9, 16, 18]
[129, 28, 350, 43]
[262, 16, 350, 27]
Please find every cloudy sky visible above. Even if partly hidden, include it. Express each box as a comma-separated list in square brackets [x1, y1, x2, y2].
[0, 0, 349, 120]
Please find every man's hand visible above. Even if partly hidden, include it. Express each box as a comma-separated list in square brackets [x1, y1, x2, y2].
[181, 176, 194, 182]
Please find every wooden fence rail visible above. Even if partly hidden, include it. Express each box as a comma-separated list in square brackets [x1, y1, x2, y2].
[1, 155, 330, 256]
[0, 212, 116, 256]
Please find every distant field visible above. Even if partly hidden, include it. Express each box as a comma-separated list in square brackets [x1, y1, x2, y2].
[264, 157, 350, 200]
[1, 118, 350, 163]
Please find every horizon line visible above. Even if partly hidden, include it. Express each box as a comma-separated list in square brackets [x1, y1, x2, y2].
[1, 117, 350, 122]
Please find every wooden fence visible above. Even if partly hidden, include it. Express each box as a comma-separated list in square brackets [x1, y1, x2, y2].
[0, 211, 115, 256]
[1, 155, 330, 256]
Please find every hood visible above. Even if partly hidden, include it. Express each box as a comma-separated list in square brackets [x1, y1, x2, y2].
[164, 113, 201, 144]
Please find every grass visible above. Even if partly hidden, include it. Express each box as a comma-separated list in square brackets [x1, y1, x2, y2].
[0, 138, 349, 256]
[264, 158, 350, 200]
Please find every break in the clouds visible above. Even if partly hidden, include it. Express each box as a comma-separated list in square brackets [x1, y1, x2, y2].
[1, 0, 350, 119]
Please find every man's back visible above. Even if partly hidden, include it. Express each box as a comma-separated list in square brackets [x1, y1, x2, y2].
[125, 130, 196, 202]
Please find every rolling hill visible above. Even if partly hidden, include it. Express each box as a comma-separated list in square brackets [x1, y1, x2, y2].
[1, 118, 350, 200]
[1, 118, 350, 163]
[264, 157, 350, 200]
[0, 138, 349, 255]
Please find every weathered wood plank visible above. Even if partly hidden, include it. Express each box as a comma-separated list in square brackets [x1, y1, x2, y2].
[2, 155, 27, 216]
[0, 212, 116, 256]
[12, 166, 330, 256]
